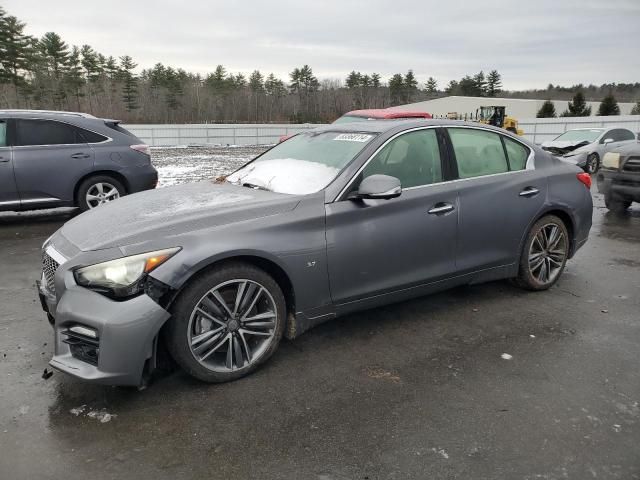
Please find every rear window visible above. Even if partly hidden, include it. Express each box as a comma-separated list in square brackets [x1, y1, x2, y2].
[105, 122, 138, 139]
[0, 120, 6, 147]
[79, 129, 108, 143]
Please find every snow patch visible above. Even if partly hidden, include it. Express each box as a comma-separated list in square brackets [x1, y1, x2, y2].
[501, 353, 513, 360]
[228, 158, 340, 195]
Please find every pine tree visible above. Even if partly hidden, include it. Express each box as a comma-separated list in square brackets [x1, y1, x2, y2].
[119, 55, 138, 112]
[0, 14, 33, 101]
[473, 71, 487, 96]
[445, 80, 459, 95]
[425, 77, 438, 95]
[597, 93, 620, 116]
[403, 70, 418, 103]
[64, 45, 85, 109]
[536, 100, 557, 118]
[388, 73, 404, 105]
[486, 70, 502, 97]
[562, 91, 591, 117]
[631, 101, 640, 115]
[39, 32, 70, 78]
[345, 71, 361, 89]
[370, 73, 381, 89]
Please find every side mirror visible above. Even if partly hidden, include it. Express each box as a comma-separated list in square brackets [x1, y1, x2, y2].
[350, 174, 402, 200]
[602, 138, 614, 144]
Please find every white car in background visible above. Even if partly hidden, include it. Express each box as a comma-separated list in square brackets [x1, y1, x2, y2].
[541, 127, 637, 174]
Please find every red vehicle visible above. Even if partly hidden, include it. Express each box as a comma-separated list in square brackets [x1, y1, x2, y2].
[278, 109, 432, 142]
[332, 109, 432, 124]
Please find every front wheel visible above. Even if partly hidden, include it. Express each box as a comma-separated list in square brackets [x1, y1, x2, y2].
[585, 153, 599, 174]
[513, 215, 569, 291]
[165, 262, 286, 383]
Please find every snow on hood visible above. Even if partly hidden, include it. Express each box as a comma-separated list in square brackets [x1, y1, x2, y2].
[227, 158, 340, 195]
[59, 181, 299, 251]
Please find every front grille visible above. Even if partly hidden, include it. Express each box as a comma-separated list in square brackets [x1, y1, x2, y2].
[622, 157, 640, 173]
[42, 252, 60, 295]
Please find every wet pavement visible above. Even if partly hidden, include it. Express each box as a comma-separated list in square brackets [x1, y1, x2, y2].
[0, 152, 639, 479]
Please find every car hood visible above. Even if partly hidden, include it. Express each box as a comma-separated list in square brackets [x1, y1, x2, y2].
[541, 139, 592, 156]
[60, 181, 300, 251]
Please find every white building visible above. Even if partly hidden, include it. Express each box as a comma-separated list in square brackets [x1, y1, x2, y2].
[389, 95, 636, 119]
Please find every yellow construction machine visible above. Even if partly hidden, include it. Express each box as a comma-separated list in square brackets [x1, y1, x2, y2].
[475, 106, 524, 135]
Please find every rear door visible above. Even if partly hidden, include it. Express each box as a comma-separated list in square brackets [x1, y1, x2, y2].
[0, 119, 20, 210]
[446, 127, 547, 273]
[12, 118, 95, 206]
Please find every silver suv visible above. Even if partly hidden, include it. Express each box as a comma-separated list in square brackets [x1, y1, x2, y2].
[0, 110, 157, 212]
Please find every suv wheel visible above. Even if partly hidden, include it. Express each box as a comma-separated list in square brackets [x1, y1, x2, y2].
[76, 175, 125, 211]
[513, 215, 569, 291]
[586, 153, 599, 174]
[165, 262, 286, 383]
[604, 190, 631, 213]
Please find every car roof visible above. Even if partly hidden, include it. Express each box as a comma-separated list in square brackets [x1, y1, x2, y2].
[312, 118, 516, 134]
[345, 109, 432, 119]
[0, 109, 96, 119]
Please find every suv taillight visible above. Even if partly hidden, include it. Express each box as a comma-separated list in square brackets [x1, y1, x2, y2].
[130, 144, 150, 156]
[576, 172, 592, 189]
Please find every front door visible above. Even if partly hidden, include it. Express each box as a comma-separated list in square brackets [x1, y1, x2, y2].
[0, 119, 20, 211]
[12, 118, 94, 207]
[326, 128, 458, 305]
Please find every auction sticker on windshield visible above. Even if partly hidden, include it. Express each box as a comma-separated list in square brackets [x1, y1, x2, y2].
[333, 133, 373, 142]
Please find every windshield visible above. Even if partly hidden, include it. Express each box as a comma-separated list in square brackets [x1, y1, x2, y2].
[227, 131, 376, 194]
[554, 129, 603, 143]
[332, 115, 371, 124]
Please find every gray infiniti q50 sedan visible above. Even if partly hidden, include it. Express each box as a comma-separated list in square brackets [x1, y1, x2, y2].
[38, 120, 593, 387]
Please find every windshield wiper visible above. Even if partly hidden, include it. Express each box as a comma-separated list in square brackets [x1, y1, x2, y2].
[241, 182, 271, 192]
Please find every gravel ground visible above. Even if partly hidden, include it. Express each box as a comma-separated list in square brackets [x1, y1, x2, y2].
[151, 146, 270, 187]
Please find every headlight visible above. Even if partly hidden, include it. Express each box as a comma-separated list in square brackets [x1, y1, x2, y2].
[74, 247, 180, 298]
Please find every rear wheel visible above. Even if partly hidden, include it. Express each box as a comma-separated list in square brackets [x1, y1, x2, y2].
[586, 153, 599, 174]
[165, 262, 286, 383]
[76, 175, 125, 212]
[513, 215, 569, 291]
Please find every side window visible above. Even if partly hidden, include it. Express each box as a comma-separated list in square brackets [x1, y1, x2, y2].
[449, 128, 509, 178]
[613, 129, 635, 142]
[0, 120, 6, 147]
[15, 119, 85, 146]
[361, 129, 442, 189]
[503, 136, 529, 171]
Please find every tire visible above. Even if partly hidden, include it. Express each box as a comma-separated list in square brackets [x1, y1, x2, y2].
[604, 190, 631, 213]
[513, 215, 569, 291]
[76, 175, 125, 212]
[165, 262, 286, 383]
[585, 153, 599, 174]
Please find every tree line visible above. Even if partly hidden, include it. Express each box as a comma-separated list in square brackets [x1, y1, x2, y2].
[1, 6, 639, 123]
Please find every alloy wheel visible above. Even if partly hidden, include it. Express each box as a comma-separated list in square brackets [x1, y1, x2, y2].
[187, 279, 277, 372]
[86, 182, 120, 208]
[586, 154, 598, 174]
[528, 223, 567, 285]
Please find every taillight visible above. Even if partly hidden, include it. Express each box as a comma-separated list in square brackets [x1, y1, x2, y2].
[130, 144, 150, 156]
[576, 172, 592, 189]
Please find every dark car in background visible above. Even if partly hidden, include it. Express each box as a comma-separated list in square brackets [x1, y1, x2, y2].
[597, 142, 640, 212]
[38, 120, 593, 387]
[0, 110, 157, 212]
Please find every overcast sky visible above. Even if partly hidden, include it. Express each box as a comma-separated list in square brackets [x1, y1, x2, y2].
[4, 0, 639, 90]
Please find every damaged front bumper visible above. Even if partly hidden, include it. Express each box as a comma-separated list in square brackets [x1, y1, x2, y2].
[39, 281, 171, 386]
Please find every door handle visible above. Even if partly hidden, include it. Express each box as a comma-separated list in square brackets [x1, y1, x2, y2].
[428, 202, 455, 215]
[519, 187, 539, 197]
[0, 157, 8, 163]
[71, 153, 90, 159]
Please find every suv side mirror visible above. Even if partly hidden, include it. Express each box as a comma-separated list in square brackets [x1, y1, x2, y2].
[350, 174, 402, 200]
[602, 138, 614, 144]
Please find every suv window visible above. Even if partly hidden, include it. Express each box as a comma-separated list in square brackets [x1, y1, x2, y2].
[15, 119, 93, 146]
[607, 129, 635, 142]
[0, 120, 6, 147]
[361, 129, 443, 188]
[449, 128, 509, 178]
[503, 136, 529, 171]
